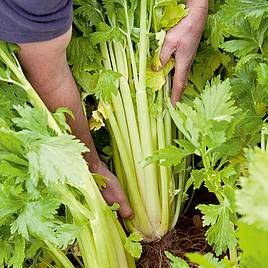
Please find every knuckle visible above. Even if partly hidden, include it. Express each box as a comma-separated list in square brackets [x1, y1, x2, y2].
[116, 194, 126, 204]
[164, 32, 178, 48]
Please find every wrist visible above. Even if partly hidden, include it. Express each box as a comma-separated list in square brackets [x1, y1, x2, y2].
[186, 0, 209, 11]
[186, 0, 208, 24]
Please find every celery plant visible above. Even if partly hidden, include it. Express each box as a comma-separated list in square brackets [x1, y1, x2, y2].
[69, 0, 188, 240]
[0, 41, 136, 268]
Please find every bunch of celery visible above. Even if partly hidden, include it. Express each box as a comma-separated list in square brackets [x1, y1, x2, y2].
[69, 0, 189, 240]
[0, 41, 136, 268]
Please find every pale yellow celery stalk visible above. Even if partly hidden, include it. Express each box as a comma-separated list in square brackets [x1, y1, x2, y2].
[101, 42, 132, 156]
[112, 41, 147, 204]
[164, 76, 172, 147]
[151, 115, 158, 154]
[111, 132, 126, 191]
[137, 0, 161, 235]
[71, 212, 98, 268]
[103, 103, 153, 237]
[163, 77, 173, 220]
[113, 220, 137, 268]
[45, 241, 75, 268]
[98, 42, 153, 237]
[156, 90, 170, 235]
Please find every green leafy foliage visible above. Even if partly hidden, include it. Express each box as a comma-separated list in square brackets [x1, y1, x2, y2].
[0, 82, 88, 267]
[153, 0, 188, 32]
[27, 135, 89, 188]
[146, 58, 174, 91]
[12, 105, 49, 136]
[73, 0, 103, 35]
[0, 83, 27, 127]
[194, 78, 238, 123]
[1, 35, 135, 268]
[221, 0, 268, 29]
[186, 253, 231, 268]
[145, 144, 194, 167]
[69, 0, 268, 264]
[152, 30, 166, 69]
[238, 222, 268, 268]
[124, 232, 143, 258]
[188, 45, 231, 93]
[234, 149, 268, 268]
[8, 236, 25, 268]
[91, 23, 124, 44]
[236, 149, 268, 229]
[160, 4, 188, 30]
[198, 203, 237, 256]
[67, 36, 102, 107]
[53, 107, 74, 133]
[168, 76, 241, 255]
[165, 251, 189, 268]
[170, 77, 240, 159]
[10, 199, 60, 242]
[95, 70, 121, 102]
[68, 36, 102, 71]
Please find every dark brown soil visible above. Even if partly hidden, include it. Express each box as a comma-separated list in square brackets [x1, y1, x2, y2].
[136, 215, 211, 268]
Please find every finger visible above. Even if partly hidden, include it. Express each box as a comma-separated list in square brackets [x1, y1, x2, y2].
[118, 202, 135, 219]
[171, 51, 193, 106]
[158, 37, 176, 70]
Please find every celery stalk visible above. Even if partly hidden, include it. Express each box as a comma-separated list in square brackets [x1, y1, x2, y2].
[45, 241, 75, 268]
[137, 0, 161, 233]
[112, 42, 147, 202]
[156, 90, 170, 235]
[103, 104, 153, 236]
[101, 42, 133, 157]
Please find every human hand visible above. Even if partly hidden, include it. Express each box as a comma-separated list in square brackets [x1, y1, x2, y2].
[159, 1, 208, 105]
[91, 161, 134, 219]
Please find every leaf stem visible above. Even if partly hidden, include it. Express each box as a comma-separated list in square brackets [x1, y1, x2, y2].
[45, 241, 74, 268]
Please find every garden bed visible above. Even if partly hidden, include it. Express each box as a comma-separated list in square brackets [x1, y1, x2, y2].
[137, 188, 215, 268]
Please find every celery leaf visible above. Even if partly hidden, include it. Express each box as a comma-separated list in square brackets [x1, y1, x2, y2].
[145, 144, 194, 167]
[198, 204, 237, 256]
[236, 149, 268, 229]
[186, 252, 231, 268]
[12, 106, 49, 136]
[8, 236, 25, 268]
[238, 222, 268, 268]
[27, 135, 89, 188]
[165, 251, 189, 268]
[124, 232, 142, 259]
[95, 70, 120, 102]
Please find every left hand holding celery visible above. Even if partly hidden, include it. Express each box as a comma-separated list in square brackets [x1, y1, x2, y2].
[159, 0, 208, 105]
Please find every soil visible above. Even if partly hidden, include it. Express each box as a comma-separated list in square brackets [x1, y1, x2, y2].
[136, 187, 217, 268]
